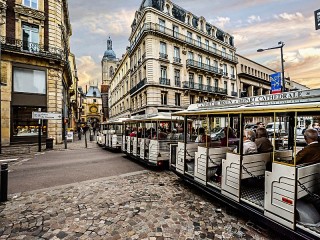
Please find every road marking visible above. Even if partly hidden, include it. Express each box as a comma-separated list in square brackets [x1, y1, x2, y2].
[0, 158, 18, 163]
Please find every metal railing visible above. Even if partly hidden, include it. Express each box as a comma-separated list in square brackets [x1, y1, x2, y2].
[182, 81, 227, 94]
[231, 91, 238, 97]
[159, 78, 170, 86]
[1, 36, 65, 61]
[186, 59, 223, 75]
[159, 52, 168, 59]
[130, 23, 238, 63]
[130, 78, 147, 94]
[173, 57, 181, 63]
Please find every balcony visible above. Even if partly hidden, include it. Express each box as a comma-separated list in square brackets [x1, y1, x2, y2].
[173, 57, 181, 63]
[186, 59, 223, 75]
[159, 78, 170, 86]
[130, 78, 147, 95]
[159, 52, 168, 59]
[182, 81, 227, 95]
[230, 74, 236, 79]
[130, 23, 238, 63]
[1, 36, 65, 61]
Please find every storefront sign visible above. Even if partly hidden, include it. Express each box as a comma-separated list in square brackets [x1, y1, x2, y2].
[66, 131, 74, 142]
[195, 89, 320, 109]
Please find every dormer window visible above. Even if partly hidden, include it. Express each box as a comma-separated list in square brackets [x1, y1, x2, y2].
[23, 0, 38, 9]
[93, 91, 97, 97]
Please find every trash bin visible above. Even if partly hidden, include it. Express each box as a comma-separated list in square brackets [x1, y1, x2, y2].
[90, 135, 94, 141]
[46, 138, 54, 150]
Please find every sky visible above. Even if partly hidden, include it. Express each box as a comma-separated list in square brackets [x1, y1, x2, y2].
[68, 0, 320, 89]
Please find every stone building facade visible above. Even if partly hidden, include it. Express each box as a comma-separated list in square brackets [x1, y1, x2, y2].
[236, 54, 275, 97]
[108, 50, 131, 119]
[121, 0, 238, 118]
[0, 0, 74, 147]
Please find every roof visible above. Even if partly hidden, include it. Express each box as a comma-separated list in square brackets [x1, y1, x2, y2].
[86, 86, 101, 98]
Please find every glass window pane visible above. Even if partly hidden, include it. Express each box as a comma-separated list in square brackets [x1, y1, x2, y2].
[31, 0, 38, 9]
[14, 68, 46, 94]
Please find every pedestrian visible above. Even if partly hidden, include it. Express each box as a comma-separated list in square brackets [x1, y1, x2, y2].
[77, 125, 82, 140]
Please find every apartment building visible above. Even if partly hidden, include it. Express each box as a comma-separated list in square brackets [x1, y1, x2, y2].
[0, 0, 74, 146]
[108, 50, 131, 119]
[237, 54, 275, 97]
[126, 0, 238, 117]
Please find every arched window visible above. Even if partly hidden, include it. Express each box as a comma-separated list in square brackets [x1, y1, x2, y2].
[109, 66, 114, 78]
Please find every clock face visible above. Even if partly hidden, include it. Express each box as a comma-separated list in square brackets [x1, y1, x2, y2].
[90, 106, 98, 113]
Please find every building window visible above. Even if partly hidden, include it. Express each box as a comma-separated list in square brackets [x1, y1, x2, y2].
[198, 75, 203, 86]
[160, 66, 167, 79]
[205, 40, 209, 50]
[230, 66, 235, 78]
[224, 81, 228, 91]
[161, 91, 168, 105]
[214, 79, 218, 88]
[206, 58, 210, 67]
[198, 55, 202, 67]
[13, 67, 46, 94]
[189, 73, 194, 88]
[199, 96, 204, 103]
[222, 47, 226, 57]
[207, 77, 211, 86]
[187, 31, 192, 43]
[174, 46, 180, 62]
[190, 95, 195, 104]
[188, 51, 194, 60]
[174, 69, 180, 86]
[231, 83, 235, 92]
[212, 43, 217, 49]
[160, 42, 167, 58]
[197, 36, 201, 47]
[159, 19, 165, 32]
[22, 23, 39, 52]
[214, 60, 218, 69]
[93, 99, 97, 103]
[175, 93, 181, 106]
[173, 25, 179, 38]
[223, 64, 228, 76]
[23, 0, 38, 9]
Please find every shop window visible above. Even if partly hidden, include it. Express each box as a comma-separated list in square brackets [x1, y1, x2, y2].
[12, 106, 47, 137]
[13, 67, 46, 94]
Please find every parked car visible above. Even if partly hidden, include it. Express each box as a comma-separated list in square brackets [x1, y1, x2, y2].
[266, 122, 287, 136]
[211, 127, 224, 141]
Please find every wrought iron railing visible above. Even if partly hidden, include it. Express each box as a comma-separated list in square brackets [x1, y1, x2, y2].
[231, 91, 238, 97]
[182, 81, 227, 94]
[130, 23, 238, 63]
[130, 78, 147, 94]
[186, 59, 223, 75]
[159, 52, 168, 59]
[173, 57, 181, 63]
[0, 36, 65, 60]
[159, 78, 170, 86]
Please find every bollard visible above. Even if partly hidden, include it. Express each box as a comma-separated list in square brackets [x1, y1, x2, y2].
[0, 163, 8, 202]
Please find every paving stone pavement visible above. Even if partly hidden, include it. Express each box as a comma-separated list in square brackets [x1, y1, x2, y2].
[0, 170, 280, 240]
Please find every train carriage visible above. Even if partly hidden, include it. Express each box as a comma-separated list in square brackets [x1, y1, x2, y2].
[170, 88, 320, 239]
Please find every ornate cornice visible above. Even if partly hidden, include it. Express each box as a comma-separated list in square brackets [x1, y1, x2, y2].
[0, 1, 7, 10]
[14, 4, 45, 21]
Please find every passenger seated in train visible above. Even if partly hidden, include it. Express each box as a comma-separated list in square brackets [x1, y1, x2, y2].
[296, 129, 320, 165]
[195, 127, 211, 143]
[255, 127, 273, 153]
[167, 129, 178, 140]
[243, 129, 258, 154]
[129, 128, 137, 137]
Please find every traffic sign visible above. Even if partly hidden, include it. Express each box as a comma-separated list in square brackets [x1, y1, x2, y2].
[32, 112, 62, 120]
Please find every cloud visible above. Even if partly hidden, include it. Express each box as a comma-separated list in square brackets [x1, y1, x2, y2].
[208, 17, 230, 28]
[73, 9, 135, 37]
[76, 56, 101, 87]
[274, 12, 304, 21]
[247, 15, 261, 24]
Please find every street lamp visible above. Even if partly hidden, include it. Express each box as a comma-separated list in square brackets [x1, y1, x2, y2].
[257, 41, 285, 92]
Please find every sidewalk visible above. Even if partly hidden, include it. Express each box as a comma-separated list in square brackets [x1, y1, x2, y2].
[0, 170, 277, 240]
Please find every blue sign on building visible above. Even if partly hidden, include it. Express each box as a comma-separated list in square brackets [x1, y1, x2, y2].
[270, 72, 282, 94]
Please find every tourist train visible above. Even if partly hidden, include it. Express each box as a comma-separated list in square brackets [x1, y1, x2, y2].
[97, 88, 320, 239]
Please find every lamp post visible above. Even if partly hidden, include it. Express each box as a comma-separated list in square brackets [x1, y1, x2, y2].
[257, 41, 285, 92]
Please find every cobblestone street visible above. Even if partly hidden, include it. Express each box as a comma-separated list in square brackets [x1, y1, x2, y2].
[0, 170, 280, 239]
